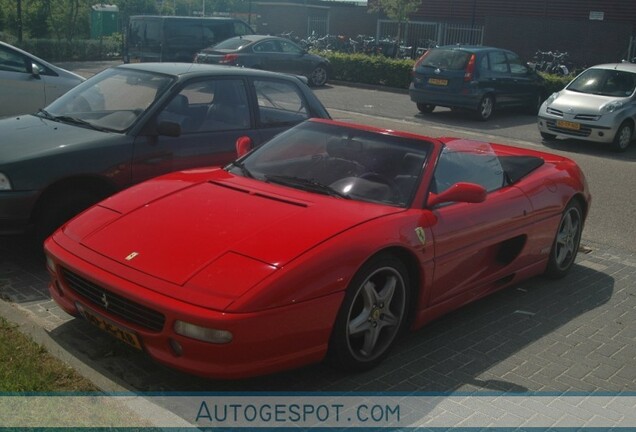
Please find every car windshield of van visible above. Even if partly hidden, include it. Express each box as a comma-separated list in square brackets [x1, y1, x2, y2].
[567, 68, 636, 97]
[41, 68, 174, 132]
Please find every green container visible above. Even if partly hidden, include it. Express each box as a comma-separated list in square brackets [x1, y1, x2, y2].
[91, 5, 120, 39]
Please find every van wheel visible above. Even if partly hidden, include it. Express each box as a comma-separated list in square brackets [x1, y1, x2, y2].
[475, 95, 494, 121]
[416, 103, 435, 114]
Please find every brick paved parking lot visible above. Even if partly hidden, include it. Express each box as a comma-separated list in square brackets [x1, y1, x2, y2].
[1, 233, 635, 395]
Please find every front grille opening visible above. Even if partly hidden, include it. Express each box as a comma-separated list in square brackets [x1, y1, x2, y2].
[61, 268, 166, 332]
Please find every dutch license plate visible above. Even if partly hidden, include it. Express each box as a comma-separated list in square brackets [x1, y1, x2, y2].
[428, 78, 448, 86]
[76, 302, 142, 350]
[556, 120, 581, 131]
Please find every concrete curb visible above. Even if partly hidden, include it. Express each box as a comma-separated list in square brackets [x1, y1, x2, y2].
[0, 298, 194, 428]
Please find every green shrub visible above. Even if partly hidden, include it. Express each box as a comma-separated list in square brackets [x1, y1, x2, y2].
[15, 37, 121, 62]
[316, 51, 575, 92]
[539, 72, 573, 95]
[315, 51, 414, 89]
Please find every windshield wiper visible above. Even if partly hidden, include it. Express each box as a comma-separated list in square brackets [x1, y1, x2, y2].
[227, 160, 254, 179]
[36, 108, 56, 120]
[52, 115, 110, 132]
[265, 175, 350, 199]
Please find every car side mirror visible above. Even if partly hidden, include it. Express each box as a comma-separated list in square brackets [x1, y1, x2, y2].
[157, 120, 181, 137]
[31, 63, 41, 78]
[236, 136, 253, 157]
[428, 182, 487, 207]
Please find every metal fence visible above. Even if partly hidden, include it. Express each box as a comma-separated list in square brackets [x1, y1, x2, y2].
[308, 13, 329, 37]
[377, 20, 484, 47]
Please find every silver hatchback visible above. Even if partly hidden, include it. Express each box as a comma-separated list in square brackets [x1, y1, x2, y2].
[537, 62, 636, 152]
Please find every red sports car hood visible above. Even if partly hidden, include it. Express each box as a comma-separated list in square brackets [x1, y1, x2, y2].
[79, 171, 402, 286]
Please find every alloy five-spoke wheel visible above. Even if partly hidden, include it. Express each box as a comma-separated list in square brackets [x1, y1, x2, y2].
[545, 200, 583, 279]
[476, 94, 494, 121]
[328, 254, 410, 370]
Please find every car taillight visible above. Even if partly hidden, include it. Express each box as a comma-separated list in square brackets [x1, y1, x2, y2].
[412, 50, 431, 73]
[464, 54, 476, 82]
[220, 53, 239, 64]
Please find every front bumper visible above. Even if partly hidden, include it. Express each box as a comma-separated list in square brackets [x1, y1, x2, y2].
[45, 234, 344, 379]
[537, 114, 618, 144]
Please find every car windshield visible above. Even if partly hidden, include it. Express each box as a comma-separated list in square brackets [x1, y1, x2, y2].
[229, 121, 432, 207]
[567, 68, 636, 97]
[42, 68, 174, 132]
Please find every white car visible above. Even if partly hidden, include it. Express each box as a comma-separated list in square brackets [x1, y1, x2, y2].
[537, 62, 636, 152]
[0, 41, 85, 118]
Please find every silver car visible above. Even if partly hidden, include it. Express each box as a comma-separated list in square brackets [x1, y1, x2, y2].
[537, 62, 636, 152]
[0, 41, 85, 118]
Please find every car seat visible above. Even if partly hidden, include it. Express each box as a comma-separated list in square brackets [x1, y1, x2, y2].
[205, 84, 250, 130]
[159, 94, 191, 131]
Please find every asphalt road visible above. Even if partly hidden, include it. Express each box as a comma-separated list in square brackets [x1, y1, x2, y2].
[63, 61, 636, 253]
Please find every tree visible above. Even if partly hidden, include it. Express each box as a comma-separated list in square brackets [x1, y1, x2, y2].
[24, 0, 51, 39]
[369, 0, 420, 43]
[48, 0, 91, 41]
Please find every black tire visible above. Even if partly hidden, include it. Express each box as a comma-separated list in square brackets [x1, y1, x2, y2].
[416, 103, 435, 114]
[327, 254, 411, 371]
[612, 121, 633, 152]
[527, 93, 543, 115]
[545, 200, 583, 279]
[475, 94, 494, 121]
[34, 189, 100, 246]
[541, 132, 557, 141]
[308, 65, 328, 87]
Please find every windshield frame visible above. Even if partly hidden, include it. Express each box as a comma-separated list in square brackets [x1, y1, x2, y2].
[228, 121, 433, 208]
[41, 67, 176, 133]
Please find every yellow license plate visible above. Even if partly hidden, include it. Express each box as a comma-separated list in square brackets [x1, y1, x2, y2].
[556, 120, 580, 130]
[130, 58, 141, 63]
[428, 78, 448, 86]
[76, 302, 142, 350]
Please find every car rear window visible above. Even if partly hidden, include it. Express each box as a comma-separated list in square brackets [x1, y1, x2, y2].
[214, 37, 253, 50]
[421, 49, 471, 70]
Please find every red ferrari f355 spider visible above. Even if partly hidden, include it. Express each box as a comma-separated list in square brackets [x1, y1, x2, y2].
[45, 119, 590, 378]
